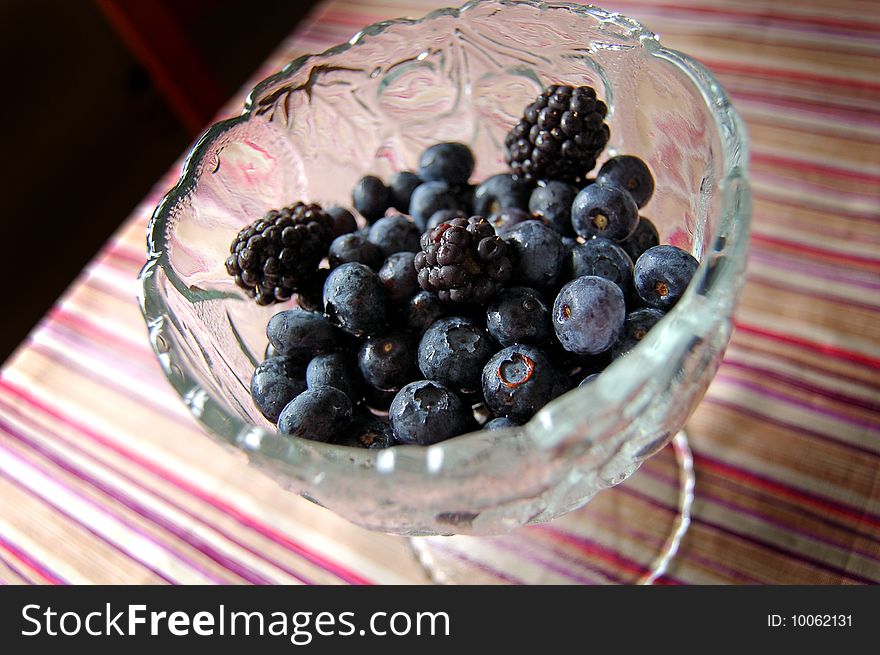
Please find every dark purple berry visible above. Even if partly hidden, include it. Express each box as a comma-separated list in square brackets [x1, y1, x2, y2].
[389, 380, 473, 445]
[597, 155, 655, 208]
[388, 171, 422, 214]
[503, 220, 567, 292]
[378, 252, 419, 303]
[335, 411, 395, 449]
[367, 213, 421, 257]
[489, 208, 533, 235]
[327, 206, 359, 237]
[418, 142, 474, 186]
[620, 216, 660, 263]
[250, 356, 307, 422]
[417, 317, 496, 394]
[473, 174, 532, 216]
[612, 308, 666, 359]
[566, 237, 634, 295]
[328, 232, 383, 270]
[277, 386, 352, 442]
[323, 263, 387, 337]
[633, 245, 699, 310]
[358, 331, 417, 392]
[410, 181, 468, 230]
[528, 181, 578, 236]
[306, 352, 362, 401]
[266, 308, 340, 363]
[352, 175, 391, 223]
[485, 286, 552, 347]
[481, 345, 570, 423]
[553, 276, 626, 355]
[405, 291, 447, 334]
[571, 181, 639, 241]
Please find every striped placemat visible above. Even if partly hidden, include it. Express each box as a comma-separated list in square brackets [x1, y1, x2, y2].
[0, 0, 877, 585]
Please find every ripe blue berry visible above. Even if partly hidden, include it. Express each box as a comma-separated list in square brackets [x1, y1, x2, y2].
[571, 181, 639, 241]
[266, 308, 340, 363]
[358, 331, 417, 392]
[277, 386, 352, 441]
[620, 216, 660, 263]
[367, 213, 421, 257]
[388, 171, 422, 214]
[328, 232, 383, 270]
[405, 290, 447, 334]
[553, 276, 626, 355]
[503, 219, 567, 292]
[612, 308, 666, 359]
[323, 263, 387, 337]
[417, 317, 496, 394]
[306, 352, 362, 401]
[566, 237, 634, 295]
[378, 252, 419, 303]
[528, 181, 578, 236]
[473, 174, 532, 215]
[489, 208, 533, 235]
[633, 245, 699, 310]
[597, 155, 655, 208]
[389, 380, 473, 445]
[485, 286, 552, 347]
[410, 181, 467, 229]
[418, 142, 474, 186]
[481, 345, 570, 423]
[335, 411, 395, 449]
[326, 206, 359, 237]
[251, 356, 307, 422]
[352, 175, 390, 223]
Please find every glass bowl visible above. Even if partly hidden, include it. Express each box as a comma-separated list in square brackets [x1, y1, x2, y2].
[137, 0, 750, 537]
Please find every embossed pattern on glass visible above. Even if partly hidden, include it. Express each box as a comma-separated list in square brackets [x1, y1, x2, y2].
[138, 0, 750, 536]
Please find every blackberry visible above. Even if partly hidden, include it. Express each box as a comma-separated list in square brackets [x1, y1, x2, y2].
[504, 84, 610, 184]
[414, 216, 513, 305]
[225, 202, 334, 305]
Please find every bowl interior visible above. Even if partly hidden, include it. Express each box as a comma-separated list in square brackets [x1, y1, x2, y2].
[140, 0, 749, 535]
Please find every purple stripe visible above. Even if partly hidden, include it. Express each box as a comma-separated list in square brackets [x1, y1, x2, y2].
[751, 188, 880, 223]
[747, 273, 880, 313]
[425, 541, 526, 585]
[637, 458, 880, 567]
[0, 460, 178, 584]
[0, 531, 67, 584]
[484, 533, 612, 584]
[749, 248, 880, 291]
[723, 358, 880, 414]
[0, 397, 316, 585]
[615, 483, 878, 584]
[715, 372, 880, 436]
[0, 552, 35, 585]
[0, 413, 278, 585]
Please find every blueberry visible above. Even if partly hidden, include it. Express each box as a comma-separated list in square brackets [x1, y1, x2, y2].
[553, 276, 626, 355]
[529, 181, 578, 236]
[326, 206, 359, 237]
[489, 208, 532, 235]
[389, 380, 473, 445]
[266, 308, 340, 363]
[277, 386, 352, 442]
[503, 220, 567, 291]
[633, 245, 699, 310]
[352, 175, 390, 223]
[405, 290, 447, 334]
[611, 307, 666, 359]
[457, 184, 476, 215]
[367, 213, 421, 257]
[388, 171, 422, 214]
[483, 416, 521, 431]
[323, 263, 387, 337]
[417, 317, 496, 394]
[358, 331, 417, 392]
[486, 286, 552, 347]
[566, 237, 634, 295]
[571, 181, 639, 241]
[328, 232, 383, 270]
[426, 208, 468, 233]
[481, 345, 570, 423]
[378, 252, 419, 303]
[473, 174, 532, 215]
[597, 155, 655, 208]
[410, 181, 467, 230]
[306, 352, 362, 401]
[620, 216, 660, 263]
[250, 356, 307, 422]
[335, 411, 395, 449]
[264, 342, 279, 359]
[418, 142, 474, 186]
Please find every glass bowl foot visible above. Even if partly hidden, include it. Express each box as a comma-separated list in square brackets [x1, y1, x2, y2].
[410, 430, 694, 584]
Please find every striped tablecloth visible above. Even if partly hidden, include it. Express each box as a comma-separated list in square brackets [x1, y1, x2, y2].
[1, 0, 877, 585]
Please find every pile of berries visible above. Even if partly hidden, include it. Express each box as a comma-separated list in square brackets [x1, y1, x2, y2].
[230, 84, 699, 447]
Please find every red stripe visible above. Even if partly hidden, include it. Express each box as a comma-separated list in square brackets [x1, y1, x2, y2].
[751, 151, 880, 185]
[704, 58, 880, 93]
[0, 538, 64, 585]
[693, 453, 880, 531]
[0, 379, 374, 586]
[733, 322, 880, 369]
[749, 233, 880, 271]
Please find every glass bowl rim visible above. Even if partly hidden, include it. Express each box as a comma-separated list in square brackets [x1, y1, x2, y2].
[137, 0, 751, 483]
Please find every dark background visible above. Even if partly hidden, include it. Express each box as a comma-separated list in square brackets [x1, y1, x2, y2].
[0, 0, 320, 365]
